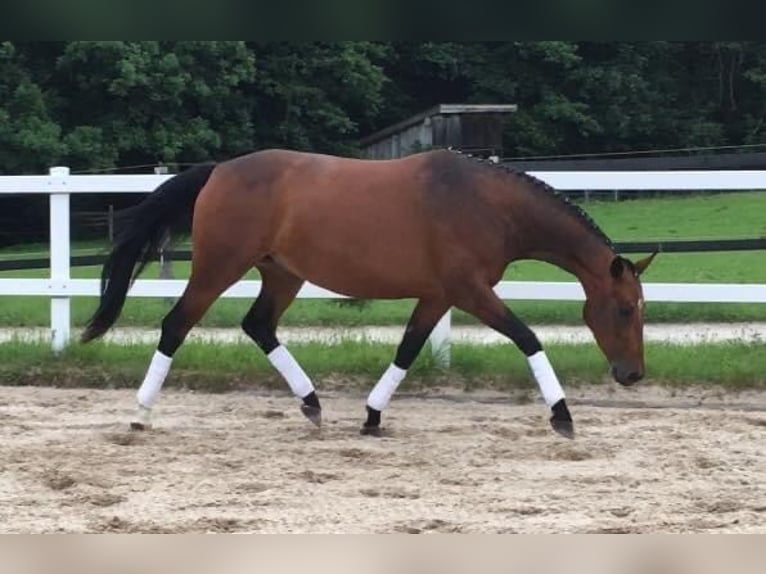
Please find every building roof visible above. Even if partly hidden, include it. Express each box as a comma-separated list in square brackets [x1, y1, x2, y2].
[358, 104, 517, 147]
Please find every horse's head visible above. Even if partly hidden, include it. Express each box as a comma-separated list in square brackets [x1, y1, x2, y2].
[582, 252, 656, 386]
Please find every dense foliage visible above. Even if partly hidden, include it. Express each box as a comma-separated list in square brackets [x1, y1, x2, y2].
[3, 41, 766, 173]
[2, 41, 766, 243]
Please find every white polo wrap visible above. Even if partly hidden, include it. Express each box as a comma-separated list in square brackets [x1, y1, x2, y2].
[136, 350, 173, 409]
[267, 345, 315, 399]
[367, 363, 408, 411]
[527, 350, 565, 407]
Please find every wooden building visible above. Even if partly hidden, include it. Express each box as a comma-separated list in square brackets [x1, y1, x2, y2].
[359, 104, 517, 160]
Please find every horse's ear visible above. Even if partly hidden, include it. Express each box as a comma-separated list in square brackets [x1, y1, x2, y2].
[609, 256, 626, 279]
[634, 251, 658, 276]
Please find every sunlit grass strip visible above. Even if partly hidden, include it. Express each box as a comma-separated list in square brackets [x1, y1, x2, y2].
[0, 295, 765, 328]
[0, 340, 764, 391]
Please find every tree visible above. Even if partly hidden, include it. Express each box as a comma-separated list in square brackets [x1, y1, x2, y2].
[378, 42, 602, 157]
[54, 41, 256, 169]
[248, 42, 388, 154]
[0, 42, 64, 174]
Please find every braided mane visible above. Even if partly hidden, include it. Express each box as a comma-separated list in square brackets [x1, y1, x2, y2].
[448, 149, 615, 251]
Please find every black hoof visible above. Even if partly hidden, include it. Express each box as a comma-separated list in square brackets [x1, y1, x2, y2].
[129, 422, 149, 432]
[300, 404, 322, 427]
[550, 417, 575, 439]
[360, 425, 383, 437]
[550, 398, 574, 439]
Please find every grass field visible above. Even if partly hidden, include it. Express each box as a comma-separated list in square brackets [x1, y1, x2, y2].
[1, 191, 765, 327]
[1, 339, 764, 391]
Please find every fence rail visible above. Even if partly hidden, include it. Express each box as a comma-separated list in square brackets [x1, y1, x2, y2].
[1, 167, 765, 363]
[4, 237, 766, 272]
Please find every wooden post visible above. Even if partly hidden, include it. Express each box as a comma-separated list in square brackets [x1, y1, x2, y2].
[155, 166, 174, 303]
[108, 204, 114, 242]
[49, 166, 71, 353]
[159, 231, 173, 281]
[429, 310, 452, 368]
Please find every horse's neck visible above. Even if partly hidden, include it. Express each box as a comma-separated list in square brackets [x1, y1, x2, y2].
[509, 194, 614, 296]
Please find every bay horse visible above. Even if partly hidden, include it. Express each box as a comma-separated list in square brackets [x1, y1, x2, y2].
[81, 148, 656, 439]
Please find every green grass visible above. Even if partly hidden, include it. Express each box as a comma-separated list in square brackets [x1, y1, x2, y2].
[586, 191, 766, 240]
[1, 192, 765, 327]
[1, 339, 764, 391]
[0, 288, 761, 328]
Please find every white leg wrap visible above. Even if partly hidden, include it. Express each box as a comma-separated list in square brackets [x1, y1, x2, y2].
[136, 350, 173, 409]
[267, 345, 315, 399]
[367, 364, 407, 411]
[527, 350, 565, 407]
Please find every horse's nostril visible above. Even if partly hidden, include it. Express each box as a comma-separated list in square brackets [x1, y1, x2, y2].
[611, 365, 643, 386]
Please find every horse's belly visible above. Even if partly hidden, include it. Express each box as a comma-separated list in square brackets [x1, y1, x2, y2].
[273, 232, 433, 300]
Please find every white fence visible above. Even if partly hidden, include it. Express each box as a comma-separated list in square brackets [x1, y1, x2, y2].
[1, 167, 766, 364]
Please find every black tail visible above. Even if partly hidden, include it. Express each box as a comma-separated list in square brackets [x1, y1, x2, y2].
[81, 163, 216, 343]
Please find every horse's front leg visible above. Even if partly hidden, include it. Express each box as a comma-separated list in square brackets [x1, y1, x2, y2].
[454, 286, 574, 439]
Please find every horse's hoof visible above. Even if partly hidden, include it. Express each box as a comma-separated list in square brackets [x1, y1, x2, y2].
[131, 405, 152, 431]
[360, 425, 383, 437]
[550, 417, 575, 439]
[550, 399, 574, 439]
[300, 404, 322, 427]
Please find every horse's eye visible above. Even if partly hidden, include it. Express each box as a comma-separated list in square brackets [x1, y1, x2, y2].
[618, 305, 635, 317]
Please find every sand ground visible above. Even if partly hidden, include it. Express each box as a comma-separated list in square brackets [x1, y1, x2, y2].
[0, 384, 764, 533]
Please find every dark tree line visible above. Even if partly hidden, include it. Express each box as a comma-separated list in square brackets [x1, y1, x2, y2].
[2, 41, 766, 244]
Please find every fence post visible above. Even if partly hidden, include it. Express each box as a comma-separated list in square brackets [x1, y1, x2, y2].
[429, 309, 452, 368]
[49, 166, 71, 353]
[108, 204, 114, 242]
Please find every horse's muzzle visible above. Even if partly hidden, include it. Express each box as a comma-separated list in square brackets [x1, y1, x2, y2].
[611, 363, 644, 386]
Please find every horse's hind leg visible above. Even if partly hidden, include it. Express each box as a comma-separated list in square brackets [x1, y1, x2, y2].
[131, 258, 249, 430]
[241, 262, 321, 425]
[361, 297, 450, 436]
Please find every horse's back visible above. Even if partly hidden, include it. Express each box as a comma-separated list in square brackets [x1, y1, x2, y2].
[194, 148, 501, 298]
